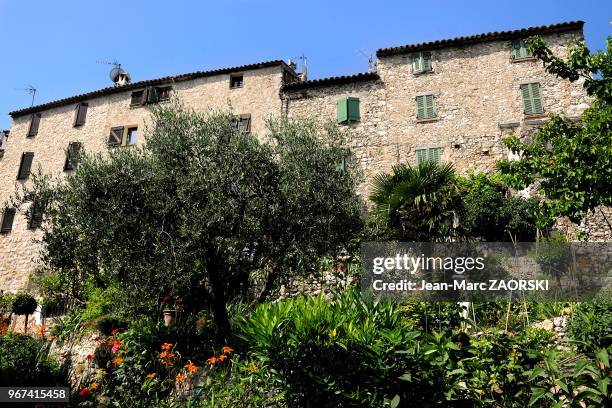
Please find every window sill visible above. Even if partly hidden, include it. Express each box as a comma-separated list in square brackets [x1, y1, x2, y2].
[413, 70, 434, 76]
[523, 113, 547, 119]
[511, 57, 537, 63]
[416, 118, 439, 124]
[230, 86, 244, 90]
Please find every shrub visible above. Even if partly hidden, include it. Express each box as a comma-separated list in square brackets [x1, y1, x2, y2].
[0, 333, 67, 386]
[565, 302, 612, 354]
[11, 292, 37, 316]
[238, 290, 446, 407]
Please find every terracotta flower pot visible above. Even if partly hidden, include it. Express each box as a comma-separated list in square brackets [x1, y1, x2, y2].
[163, 310, 176, 327]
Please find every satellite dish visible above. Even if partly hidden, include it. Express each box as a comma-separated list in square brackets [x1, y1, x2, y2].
[109, 66, 126, 83]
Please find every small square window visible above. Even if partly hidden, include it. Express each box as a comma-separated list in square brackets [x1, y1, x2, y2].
[130, 90, 145, 106]
[230, 74, 243, 89]
[127, 127, 138, 145]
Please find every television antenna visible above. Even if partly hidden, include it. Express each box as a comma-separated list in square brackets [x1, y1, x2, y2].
[14, 85, 37, 106]
[358, 49, 377, 73]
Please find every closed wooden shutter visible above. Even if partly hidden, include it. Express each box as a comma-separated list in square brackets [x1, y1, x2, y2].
[521, 83, 543, 115]
[422, 52, 432, 71]
[429, 147, 442, 163]
[416, 149, 427, 164]
[17, 152, 34, 180]
[512, 40, 531, 59]
[74, 102, 88, 126]
[29, 202, 43, 229]
[0, 208, 16, 233]
[337, 99, 348, 123]
[130, 90, 144, 106]
[108, 126, 124, 146]
[27, 113, 41, 137]
[240, 114, 252, 134]
[64, 142, 82, 170]
[425, 95, 436, 118]
[147, 87, 158, 104]
[417, 95, 435, 119]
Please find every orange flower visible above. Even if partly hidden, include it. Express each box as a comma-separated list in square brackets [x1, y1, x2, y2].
[184, 361, 199, 375]
[90, 383, 99, 391]
[146, 373, 156, 379]
[221, 346, 234, 354]
[161, 342, 173, 351]
[175, 374, 186, 383]
[113, 356, 123, 366]
[111, 328, 120, 335]
[206, 356, 218, 365]
[38, 324, 47, 338]
[218, 354, 227, 362]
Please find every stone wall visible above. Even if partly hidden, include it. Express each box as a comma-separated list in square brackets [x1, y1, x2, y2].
[285, 30, 589, 198]
[0, 65, 286, 291]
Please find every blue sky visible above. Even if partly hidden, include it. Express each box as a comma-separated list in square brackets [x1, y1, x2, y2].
[1, 0, 610, 129]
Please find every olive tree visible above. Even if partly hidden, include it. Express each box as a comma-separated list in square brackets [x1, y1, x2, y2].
[16, 102, 362, 337]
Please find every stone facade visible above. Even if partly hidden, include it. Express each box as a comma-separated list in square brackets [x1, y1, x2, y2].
[0, 22, 599, 292]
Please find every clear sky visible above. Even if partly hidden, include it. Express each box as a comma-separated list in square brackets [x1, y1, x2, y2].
[1, 0, 610, 129]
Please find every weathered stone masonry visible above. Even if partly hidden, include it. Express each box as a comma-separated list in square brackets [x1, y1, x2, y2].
[0, 21, 600, 291]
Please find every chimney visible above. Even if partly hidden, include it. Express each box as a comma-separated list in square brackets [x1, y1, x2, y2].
[300, 60, 308, 81]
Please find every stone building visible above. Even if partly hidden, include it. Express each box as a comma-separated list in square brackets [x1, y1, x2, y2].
[0, 21, 597, 291]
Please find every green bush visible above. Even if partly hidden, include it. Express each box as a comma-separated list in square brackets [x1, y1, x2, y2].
[0, 333, 67, 386]
[238, 290, 448, 407]
[92, 315, 128, 336]
[0, 293, 14, 315]
[11, 292, 38, 316]
[566, 302, 612, 354]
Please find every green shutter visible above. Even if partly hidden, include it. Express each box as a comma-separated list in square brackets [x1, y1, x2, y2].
[416, 149, 427, 164]
[521, 83, 543, 115]
[422, 52, 432, 71]
[417, 95, 436, 119]
[416, 96, 425, 119]
[416, 148, 442, 164]
[429, 147, 442, 163]
[347, 97, 360, 122]
[337, 99, 348, 123]
[530, 83, 543, 114]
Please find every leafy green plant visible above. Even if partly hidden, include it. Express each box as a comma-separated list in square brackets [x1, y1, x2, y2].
[238, 290, 445, 407]
[0, 333, 67, 386]
[565, 302, 612, 354]
[369, 161, 463, 242]
[527, 348, 611, 407]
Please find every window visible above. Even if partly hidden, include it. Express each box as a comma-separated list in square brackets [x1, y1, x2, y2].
[155, 86, 172, 102]
[0, 208, 16, 233]
[512, 39, 532, 60]
[416, 94, 436, 119]
[127, 127, 138, 145]
[64, 142, 82, 171]
[73, 102, 88, 127]
[130, 90, 146, 106]
[337, 97, 360, 124]
[27, 113, 41, 137]
[131, 86, 172, 106]
[230, 74, 243, 89]
[17, 152, 34, 180]
[416, 147, 443, 164]
[29, 202, 43, 229]
[520, 83, 544, 115]
[412, 51, 432, 73]
[108, 126, 124, 146]
[335, 155, 350, 172]
[233, 114, 251, 134]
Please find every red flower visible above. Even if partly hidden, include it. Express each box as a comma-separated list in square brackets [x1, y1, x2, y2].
[162, 295, 173, 304]
[111, 328, 120, 335]
[79, 387, 91, 398]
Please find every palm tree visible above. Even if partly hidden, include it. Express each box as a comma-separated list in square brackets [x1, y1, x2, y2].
[369, 161, 463, 241]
